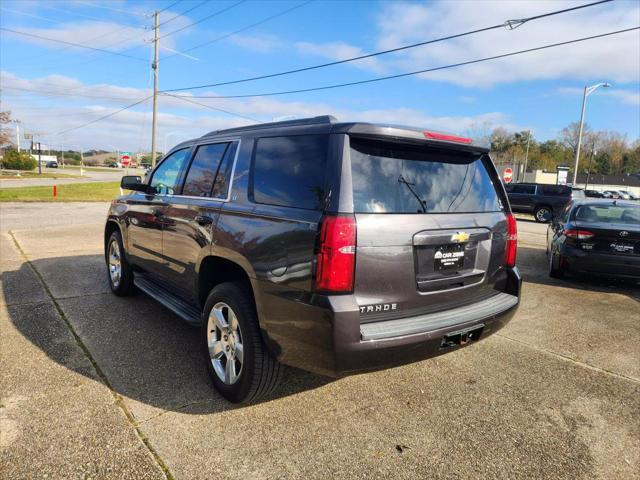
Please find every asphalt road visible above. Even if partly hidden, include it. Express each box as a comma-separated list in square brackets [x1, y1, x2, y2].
[1, 203, 639, 479]
[0, 167, 146, 189]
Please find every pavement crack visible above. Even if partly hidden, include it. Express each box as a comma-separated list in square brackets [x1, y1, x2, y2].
[8, 231, 175, 480]
[137, 398, 217, 425]
[495, 333, 640, 384]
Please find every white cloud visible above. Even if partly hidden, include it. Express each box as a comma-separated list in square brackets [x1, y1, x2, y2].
[1, 71, 519, 151]
[229, 34, 281, 52]
[373, 1, 640, 87]
[293, 1, 638, 87]
[557, 86, 640, 106]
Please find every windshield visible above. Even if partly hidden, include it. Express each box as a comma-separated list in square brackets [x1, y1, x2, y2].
[574, 204, 640, 224]
[349, 137, 502, 214]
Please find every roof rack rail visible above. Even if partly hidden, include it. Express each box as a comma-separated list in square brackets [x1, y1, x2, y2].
[201, 115, 337, 137]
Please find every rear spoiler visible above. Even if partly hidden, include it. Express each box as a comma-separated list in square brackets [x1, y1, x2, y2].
[335, 123, 490, 154]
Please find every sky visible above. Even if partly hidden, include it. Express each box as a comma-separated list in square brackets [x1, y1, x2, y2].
[1, 0, 639, 153]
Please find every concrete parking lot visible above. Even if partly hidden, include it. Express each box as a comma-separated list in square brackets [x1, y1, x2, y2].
[1, 202, 639, 479]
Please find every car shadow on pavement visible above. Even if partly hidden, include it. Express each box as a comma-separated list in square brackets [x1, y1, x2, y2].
[2, 255, 332, 415]
[517, 245, 640, 302]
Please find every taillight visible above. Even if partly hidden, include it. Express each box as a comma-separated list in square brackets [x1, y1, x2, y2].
[564, 229, 594, 240]
[315, 215, 356, 293]
[423, 131, 473, 144]
[505, 213, 517, 267]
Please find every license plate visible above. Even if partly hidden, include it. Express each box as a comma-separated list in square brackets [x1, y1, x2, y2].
[434, 244, 465, 270]
[610, 242, 635, 254]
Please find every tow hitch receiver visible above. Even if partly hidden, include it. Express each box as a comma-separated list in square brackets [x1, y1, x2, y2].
[441, 324, 484, 349]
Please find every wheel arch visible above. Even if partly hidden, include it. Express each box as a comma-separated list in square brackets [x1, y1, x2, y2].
[197, 255, 277, 357]
[104, 219, 123, 260]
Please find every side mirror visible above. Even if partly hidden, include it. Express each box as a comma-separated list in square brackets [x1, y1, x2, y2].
[120, 175, 150, 193]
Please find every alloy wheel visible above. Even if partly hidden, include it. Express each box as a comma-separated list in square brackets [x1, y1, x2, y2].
[207, 302, 244, 385]
[536, 208, 551, 222]
[108, 240, 122, 288]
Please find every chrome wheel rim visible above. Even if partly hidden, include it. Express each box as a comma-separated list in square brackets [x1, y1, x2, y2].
[207, 302, 243, 385]
[536, 208, 550, 222]
[108, 240, 122, 288]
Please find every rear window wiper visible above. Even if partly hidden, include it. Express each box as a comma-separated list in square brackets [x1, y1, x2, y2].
[398, 175, 426, 213]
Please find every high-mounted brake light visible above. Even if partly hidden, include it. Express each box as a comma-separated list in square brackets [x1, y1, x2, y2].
[505, 213, 517, 267]
[564, 229, 594, 240]
[315, 215, 356, 293]
[423, 131, 473, 144]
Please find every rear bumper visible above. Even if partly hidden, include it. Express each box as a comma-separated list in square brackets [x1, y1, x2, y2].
[560, 245, 640, 279]
[334, 290, 519, 376]
[264, 267, 521, 377]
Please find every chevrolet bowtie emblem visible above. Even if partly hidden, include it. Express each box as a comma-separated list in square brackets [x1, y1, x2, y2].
[451, 232, 470, 243]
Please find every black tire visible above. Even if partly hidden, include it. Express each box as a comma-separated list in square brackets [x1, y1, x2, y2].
[534, 205, 553, 223]
[548, 249, 564, 279]
[106, 230, 136, 296]
[201, 282, 281, 404]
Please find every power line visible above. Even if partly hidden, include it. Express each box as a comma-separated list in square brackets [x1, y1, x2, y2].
[157, 0, 184, 15]
[162, 93, 261, 122]
[162, 0, 314, 60]
[158, 0, 208, 27]
[159, 1, 247, 39]
[0, 7, 65, 25]
[176, 27, 639, 99]
[72, 0, 147, 18]
[0, 27, 148, 62]
[163, 0, 614, 92]
[55, 96, 153, 135]
[2, 86, 145, 102]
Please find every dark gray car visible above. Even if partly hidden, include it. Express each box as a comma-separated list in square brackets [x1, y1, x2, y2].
[105, 116, 521, 403]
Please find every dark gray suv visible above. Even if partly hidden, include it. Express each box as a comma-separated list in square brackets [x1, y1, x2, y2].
[105, 116, 521, 403]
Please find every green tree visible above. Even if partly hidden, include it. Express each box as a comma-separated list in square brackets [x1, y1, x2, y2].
[1, 149, 37, 170]
[594, 152, 612, 175]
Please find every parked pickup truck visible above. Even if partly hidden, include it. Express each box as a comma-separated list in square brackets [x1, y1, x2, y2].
[505, 182, 585, 223]
[105, 116, 521, 403]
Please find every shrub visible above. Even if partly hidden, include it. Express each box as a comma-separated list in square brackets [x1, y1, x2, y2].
[1, 149, 37, 170]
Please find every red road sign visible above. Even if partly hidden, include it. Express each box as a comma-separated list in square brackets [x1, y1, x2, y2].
[503, 168, 513, 183]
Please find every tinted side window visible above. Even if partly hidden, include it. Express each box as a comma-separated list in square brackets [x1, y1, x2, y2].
[540, 185, 569, 196]
[150, 148, 191, 195]
[512, 185, 536, 194]
[212, 143, 238, 199]
[252, 135, 328, 210]
[182, 143, 228, 197]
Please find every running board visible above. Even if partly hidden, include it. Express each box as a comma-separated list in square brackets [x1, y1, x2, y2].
[134, 275, 201, 326]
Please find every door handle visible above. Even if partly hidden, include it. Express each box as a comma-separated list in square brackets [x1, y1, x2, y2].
[195, 214, 213, 226]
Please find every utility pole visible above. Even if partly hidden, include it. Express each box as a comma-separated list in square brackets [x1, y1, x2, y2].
[13, 120, 21, 152]
[150, 11, 159, 167]
[35, 139, 42, 175]
[522, 129, 531, 183]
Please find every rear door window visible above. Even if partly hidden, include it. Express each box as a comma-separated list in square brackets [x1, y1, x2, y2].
[252, 135, 328, 210]
[349, 137, 502, 214]
[181, 143, 229, 197]
[511, 185, 536, 194]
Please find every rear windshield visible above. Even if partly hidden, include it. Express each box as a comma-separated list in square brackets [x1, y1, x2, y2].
[349, 137, 502, 214]
[574, 204, 640, 224]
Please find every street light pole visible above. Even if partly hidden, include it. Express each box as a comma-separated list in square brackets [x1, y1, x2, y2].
[572, 82, 611, 186]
